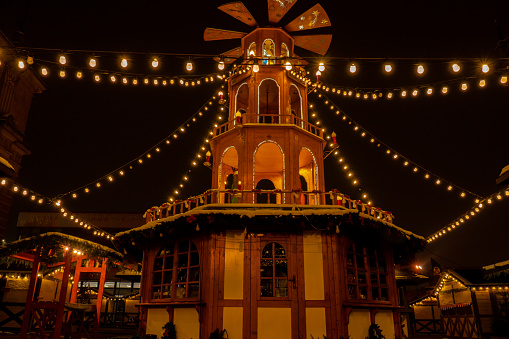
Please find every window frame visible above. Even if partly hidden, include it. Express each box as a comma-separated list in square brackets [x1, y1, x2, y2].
[345, 242, 389, 303]
[150, 240, 200, 301]
[260, 241, 290, 300]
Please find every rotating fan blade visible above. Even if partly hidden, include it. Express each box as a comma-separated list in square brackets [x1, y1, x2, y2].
[284, 4, 331, 32]
[218, 2, 258, 27]
[267, 0, 298, 24]
[294, 34, 332, 55]
[204, 28, 247, 41]
[213, 46, 244, 64]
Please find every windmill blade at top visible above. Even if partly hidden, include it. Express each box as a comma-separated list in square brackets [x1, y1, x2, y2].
[204, 28, 247, 41]
[293, 34, 332, 55]
[218, 2, 258, 27]
[284, 4, 331, 32]
[267, 0, 298, 24]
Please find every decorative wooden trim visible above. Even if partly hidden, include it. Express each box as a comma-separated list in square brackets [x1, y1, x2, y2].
[370, 308, 378, 324]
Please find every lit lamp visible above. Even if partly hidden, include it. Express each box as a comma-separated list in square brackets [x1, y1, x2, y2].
[237, 180, 242, 190]
[218, 91, 223, 100]
[316, 70, 321, 82]
[331, 131, 337, 145]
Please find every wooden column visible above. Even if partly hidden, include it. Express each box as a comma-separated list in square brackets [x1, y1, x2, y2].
[53, 249, 72, 339]
[94, 258, 108, 338]
[69, 256, 83, 303]
[19, 248, 41, 339]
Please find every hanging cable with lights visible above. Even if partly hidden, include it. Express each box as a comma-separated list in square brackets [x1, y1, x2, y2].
[53, 86, 225, 202]
[427, 185, 509, 243]
[0, 178, 114, 240]
[312, 89, 483, 200]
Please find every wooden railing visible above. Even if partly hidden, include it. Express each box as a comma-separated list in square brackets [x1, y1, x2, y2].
[143, 189, 394, 224]
[213, 114, 323, 138]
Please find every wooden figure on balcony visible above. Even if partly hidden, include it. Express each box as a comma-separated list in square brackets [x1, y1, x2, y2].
[114, 2, 426, 339]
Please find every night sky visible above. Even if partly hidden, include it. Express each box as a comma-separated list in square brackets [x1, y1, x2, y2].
[1, 1, 509, 270]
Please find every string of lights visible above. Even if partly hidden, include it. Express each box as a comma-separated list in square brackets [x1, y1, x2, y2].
[0, 177, 113, 239]
[54, 87, 225, 202]
[29, 57, 226, 87]
[314, 72, 508, 100]
[308, 106, 374, 205]
[427, 185, 509, 243]
[312, 89, 483, 200]
[168, 87, 229, 202]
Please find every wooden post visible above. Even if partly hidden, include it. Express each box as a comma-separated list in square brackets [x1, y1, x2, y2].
[94, 258, 108, 338]
[69, 256, 83, 303]
[53, 249, 72, 339]
[19, 247, 41, 339]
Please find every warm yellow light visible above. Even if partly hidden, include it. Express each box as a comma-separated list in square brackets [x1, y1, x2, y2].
[427, 88, 433, 95]
[479, 79, 486, 87]
[89, 58, 97, 67]
[318, 62, 325, 72]
[417, 65, 424, 74]
[349, 63, 357, 73]
[285, 61, 292, 71]
[94, 74, 100, 82]
[76, 71, 82, 79]
[133, 78, 138, 85]
[461, 83, 468, 91]
[452, 63, 460, 72]
[442, 86, 448, 94]
[122, 77, 128, 84]
[110, 75, 116, 82]
[18, 60, 25, 69]
[387, 92, 393, 99]
[401, 90, 407, 97]
[152, 58, 159, 68]
[218, 60, 225, 70]
[481, 64, 489, 73]
[501, 75, 508, 84]
[59, 55, 67, 65]
[186, 61, 193, 71]
[41, 67, 48, 76]
[412, 89, 418, 96]
[59, 70, 66, 78]
[384, 64, 392, 73]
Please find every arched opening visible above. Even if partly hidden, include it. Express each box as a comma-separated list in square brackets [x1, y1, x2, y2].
[255, 179, 276, 203]
[280, 42, 289, 58]
[235, 83, 249, 116]
[289, 84, 302, 125]
[262, 39, 275, 65]
[258, 79, 280, 123]
[253, 141, 284, 203]
[247, 42, 256, 57]
[299, 148, 317, 205]
[219, 147, 238, 203]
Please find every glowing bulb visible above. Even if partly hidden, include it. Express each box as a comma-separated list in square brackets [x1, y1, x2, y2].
[417, 65, 424, 74]
[59, 55, 67, 65]
[452, 63, 460, 72]
[18, 60, 25, 69]
[94, 74, 100, 82]
[442, 86, 448, 94]
[186, 61, 193, 71]
[318, 62, 325, 72]
[384, 64, 392, 73]
[427, 88, 433, 95]
[481, 64, 489, 73]
[349, 63, 357, 73]
[121, 58, 128, 68]
[59, 70, 66, 78]
[501, 75, 508, 84]
[41, 67, 48, 76]
[218, 60, 225, 70]
[479, 79, 486, 87]
[285, 61, 292, 71]
[76, 71, 82, 79]
[152, 58, 159, 68]
[461, 83, 468, 91]
[89, 58, 97, 67]
[253, 64, 260, 72]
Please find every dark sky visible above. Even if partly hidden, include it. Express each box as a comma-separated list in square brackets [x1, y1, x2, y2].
[1, 0, 509, 269]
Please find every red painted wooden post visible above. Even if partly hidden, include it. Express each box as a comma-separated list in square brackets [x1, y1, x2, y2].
[53, 248, 72, 339]
[94, 258, 108, 338]
[69, 256, 83, 304]
[19, 247, 41, 339]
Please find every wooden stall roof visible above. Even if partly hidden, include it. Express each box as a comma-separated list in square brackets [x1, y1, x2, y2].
[0, 232, 123, 263]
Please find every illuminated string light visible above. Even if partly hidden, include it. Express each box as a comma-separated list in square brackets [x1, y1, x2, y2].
[314, 89, 482, 200]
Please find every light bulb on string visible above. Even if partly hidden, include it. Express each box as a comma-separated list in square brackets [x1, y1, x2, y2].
[152, 58, 159, 68]
[384, 63, 392, 73]
[41, 67, 48, 76]
[218, 59, 225, 70]
[121, 58, 128, 68]
[89, 58, 97, 68]
[59, 55, 67, 65]
[186, 60, 193, 71]
[18, 60, 25, 69]
[452, 63, 460, 72]
[481, 63, 489, 73]
[416, 64, 424, 74]
[318, 62, 325, 72]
